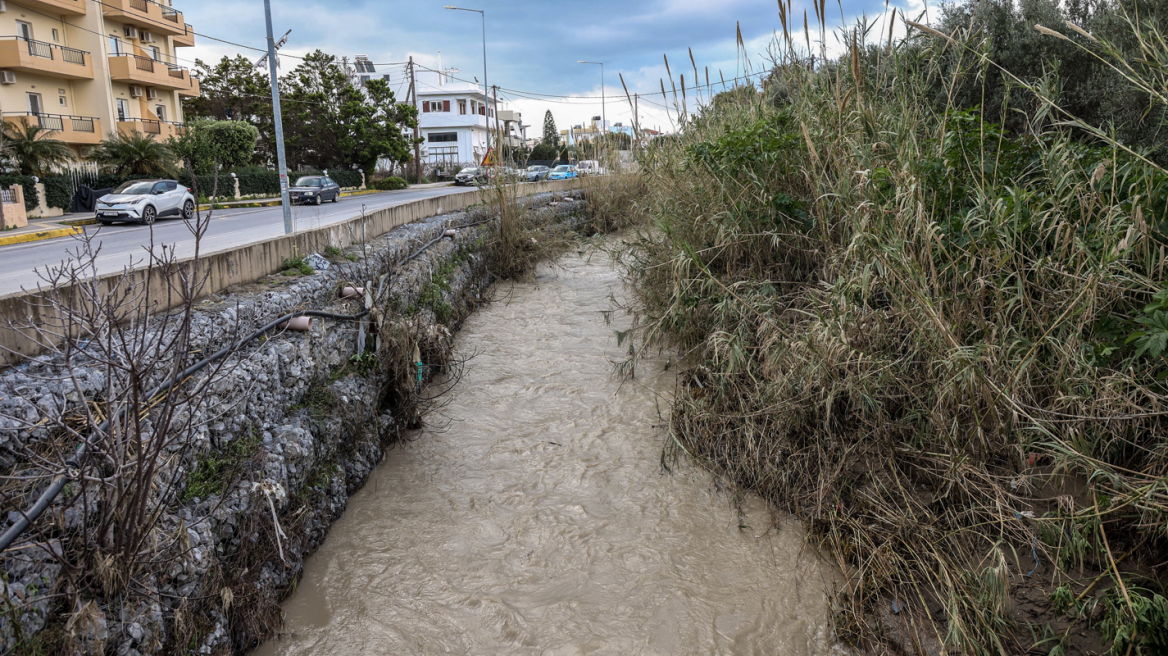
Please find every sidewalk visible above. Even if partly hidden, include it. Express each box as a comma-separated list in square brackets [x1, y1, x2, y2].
[0, 215, 85, 247]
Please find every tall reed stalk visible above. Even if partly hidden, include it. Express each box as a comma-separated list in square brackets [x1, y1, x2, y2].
[618, 7, 1168, 655]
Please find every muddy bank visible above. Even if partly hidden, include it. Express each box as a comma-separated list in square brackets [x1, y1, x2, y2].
[0, 193, 584, 654]
[254, 247, 836, 655]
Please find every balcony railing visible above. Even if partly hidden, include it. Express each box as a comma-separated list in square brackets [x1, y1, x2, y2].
[3, 36, 87, 67]
[4, 112, 102, 144]
[161, 6, 179, 22]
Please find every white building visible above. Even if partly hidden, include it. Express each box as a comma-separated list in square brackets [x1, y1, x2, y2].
[415, 70, 525, 170]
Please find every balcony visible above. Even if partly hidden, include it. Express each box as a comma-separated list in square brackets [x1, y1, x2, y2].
[3, 112, 103, 145]
[108, 53, 195, 91]
[101, 0, 186, 36]
[173, 23, 195, 47]
[117, 118, 185, 140]
[0, 37, 93, 80]
[10, 0, 86, 15]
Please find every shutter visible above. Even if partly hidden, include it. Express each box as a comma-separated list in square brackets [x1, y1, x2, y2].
[423, 101, 430, 112]
[443, 100, 450, 112]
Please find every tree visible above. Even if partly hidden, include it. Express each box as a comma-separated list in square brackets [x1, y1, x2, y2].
[92, 131, 176, 176]
[542, 110, 559, 146]
[281, 50, 417, 172]
[530, 142, 560, 161]
[1, 118, 75, 176]
[183, 56, 274, 164]
[170, 119, 259, 174]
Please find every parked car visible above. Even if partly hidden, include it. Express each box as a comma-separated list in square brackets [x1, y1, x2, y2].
[524, 165, 550, 182]
[289, 175, 341, 205]
[547, 165, 578, 181]
[454, 167, 488, 186]
[95, 179, 195, 225]
[503, 166, 521, 182]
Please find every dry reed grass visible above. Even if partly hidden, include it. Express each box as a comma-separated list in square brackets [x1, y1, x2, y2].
[615, 6, 1168, 655]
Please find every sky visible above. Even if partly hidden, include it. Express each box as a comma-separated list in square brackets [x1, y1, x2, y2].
[181, 0, 927, 138]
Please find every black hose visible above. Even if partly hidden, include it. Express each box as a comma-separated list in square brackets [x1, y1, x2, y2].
[0, 218, 490, 553]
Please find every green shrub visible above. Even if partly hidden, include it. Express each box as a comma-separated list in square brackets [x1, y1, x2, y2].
[330, 170, 363, 188]
[235, 170, 280, 196]
[0, 175, 38, 211]
[41, 175, 73, 210]
[372, 176, 407, 191]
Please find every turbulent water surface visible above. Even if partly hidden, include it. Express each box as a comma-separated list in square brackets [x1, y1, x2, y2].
[253, 246, 835, 655]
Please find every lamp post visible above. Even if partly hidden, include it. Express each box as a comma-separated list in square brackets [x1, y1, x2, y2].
[445, 6, 489, 163]
[578, 60, 604, 168]
[263, 0, 292, 234]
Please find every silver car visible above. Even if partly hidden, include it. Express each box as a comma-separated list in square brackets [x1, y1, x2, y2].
[95, 179, 196, 225]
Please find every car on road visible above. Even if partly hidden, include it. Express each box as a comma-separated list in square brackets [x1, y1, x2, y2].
[289, 176, 341, 205]
[523, 165, 550, 182]
[454, 167, 488, 186]
[547, 165, 578, 181]
[95, 179, 195, 225]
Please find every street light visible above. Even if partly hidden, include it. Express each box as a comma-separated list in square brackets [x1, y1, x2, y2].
[578, 60, 605, 167]
[445, 5, 490, 162]
[264, 0, 292, 233]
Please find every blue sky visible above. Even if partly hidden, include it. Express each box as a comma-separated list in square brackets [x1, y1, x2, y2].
[184, 0, 923, 133]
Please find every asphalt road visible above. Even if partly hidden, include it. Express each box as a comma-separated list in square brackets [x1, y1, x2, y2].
[0, 185, 481, 298]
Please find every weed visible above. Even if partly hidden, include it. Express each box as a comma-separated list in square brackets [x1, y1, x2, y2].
[280, 255, 314, 276]
[323, 245, 343, 259]
[182, 430, 262, 502]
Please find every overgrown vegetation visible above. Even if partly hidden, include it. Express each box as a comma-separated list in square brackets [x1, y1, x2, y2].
[616, 2, 1168, 654]
[280, 255, 314, 276]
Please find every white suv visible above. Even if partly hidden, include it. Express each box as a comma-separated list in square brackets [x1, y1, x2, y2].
[95, 179, 196, 225]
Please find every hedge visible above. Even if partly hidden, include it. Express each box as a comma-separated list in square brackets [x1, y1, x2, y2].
[371, 177, 407, 191]
[0, 175, 39, 211]
[236, 171, 280, 197]
[41, 176, 72, 210]
[330, 170, 363, 189]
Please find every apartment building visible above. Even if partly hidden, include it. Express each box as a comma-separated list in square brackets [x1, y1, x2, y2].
[0, 0, 199, 157]
[415, 69, 524, 169]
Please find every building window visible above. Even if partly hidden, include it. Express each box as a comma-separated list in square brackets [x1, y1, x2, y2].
[442, 100, 450, 112]
[116, 98, 129, 121]
[156, 105, 166, 122]
[150, 46, 160, 61]
[52, 28, 59, 42]
[109, 36, 122, 55]
[428, 132, 457, 143]
[58, 95, 67, 107]
[458, 100, 466, 115]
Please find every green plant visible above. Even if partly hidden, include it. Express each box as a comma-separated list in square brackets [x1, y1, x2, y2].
[371, 176, 407, 191]
[91, 130, 177, 176]
[323, 245, 343, 258]
[1094, 585, 1168, 656]
[183, 431, 261, 502]
[0, 117, 75, 176]
[280, 255, 314, 276]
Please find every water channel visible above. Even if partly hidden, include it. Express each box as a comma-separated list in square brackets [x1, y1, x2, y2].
[254, 246, 836, 655]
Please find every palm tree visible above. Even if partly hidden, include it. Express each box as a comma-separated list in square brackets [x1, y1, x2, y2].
[0, 118, 75, 176]
[91, 130, 176, 176]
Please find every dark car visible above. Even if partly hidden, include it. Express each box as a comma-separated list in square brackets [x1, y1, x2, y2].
[524, 165, 550, 182]
[289, 176, 341, 205]
[454, 167, 487, 186]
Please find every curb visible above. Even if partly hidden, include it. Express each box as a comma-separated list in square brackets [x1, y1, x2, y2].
[61, 218, 98, 226]
[0, 226, 83, 246]
[199, 189, 388, 212]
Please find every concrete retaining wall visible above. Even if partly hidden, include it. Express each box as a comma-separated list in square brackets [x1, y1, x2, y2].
[0, 181, 579, 366]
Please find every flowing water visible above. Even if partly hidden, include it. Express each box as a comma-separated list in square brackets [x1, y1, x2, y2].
[254, 247, 836, 655]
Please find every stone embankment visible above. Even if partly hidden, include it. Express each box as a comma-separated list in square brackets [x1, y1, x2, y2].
[0, 191, 584, 654]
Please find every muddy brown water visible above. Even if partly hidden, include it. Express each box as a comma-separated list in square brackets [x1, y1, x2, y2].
[253, 247, 836, 655]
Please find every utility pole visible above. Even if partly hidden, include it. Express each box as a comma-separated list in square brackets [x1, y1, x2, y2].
[492, 84, 501, 164]
[409, 56, 421, 185]
[634, 93, 640, 152]
[263, 0, 292, 234]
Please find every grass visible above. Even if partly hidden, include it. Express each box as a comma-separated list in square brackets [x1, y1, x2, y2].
[183, 430, 262, 502]
[611, 7, 1168, 656]
[280, 255, 314, 277]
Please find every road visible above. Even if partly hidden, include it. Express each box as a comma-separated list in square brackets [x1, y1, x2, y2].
[0, 184, 480, 298]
